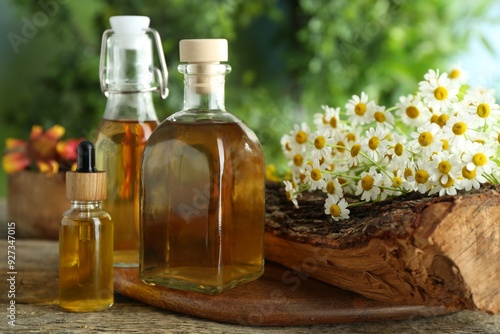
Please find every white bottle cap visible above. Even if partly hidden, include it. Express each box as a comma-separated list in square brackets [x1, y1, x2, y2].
[109, 16, 150, 49]
[110, 16, 150, 35]
[179, 39, 228, 63]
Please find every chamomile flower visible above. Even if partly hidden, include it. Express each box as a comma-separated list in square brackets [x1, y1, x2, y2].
[442, 114, 476, 147]
[409, 123, 443, 158]
[429, 173, 459, 196]
[387, 165, 415, 192]
[283, 180, 299, 208]
[290, 122, 311, 149]
[310, 129, 335, 161]
[467, 91, 500, 128]
[458, 165, 487, 191]
[355, 166, 383, 201]
[419, 69, 459, 112]
[314, 105, 342, 131]
[386, 134, 411, 166]
[462, 142, 497, 175]
[288, 152, 306, 173]
[396, 94, 432, 127]
[361, 126, 390, 161]
[371, 105, 395, 130]
[429, 151, 461, 186]
[324, 177, 343, 198]
[303, 160, 330, 191]
[407, 159, 433, 194]
[324, 195, 350, 221]
[348, 142, 363, 167]
[448, 64, 468, 84]
[280, 134, 296, 158]
[346, 92, 374, 127]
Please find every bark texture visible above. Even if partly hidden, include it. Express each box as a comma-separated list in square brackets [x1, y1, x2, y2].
[264, 182, 500, 314]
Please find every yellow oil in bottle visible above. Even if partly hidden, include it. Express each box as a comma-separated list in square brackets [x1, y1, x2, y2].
[140, 120, 265, 294]
[59, 214, 113, 312]
[95, 119, 158, 266]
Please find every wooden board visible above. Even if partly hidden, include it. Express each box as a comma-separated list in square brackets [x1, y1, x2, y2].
[114, 262, 452, 326]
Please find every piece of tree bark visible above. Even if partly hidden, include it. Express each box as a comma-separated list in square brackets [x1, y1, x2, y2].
[264, 182, 500, 314]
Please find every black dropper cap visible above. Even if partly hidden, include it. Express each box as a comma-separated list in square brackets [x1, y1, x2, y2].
[76, 140, 97, 173]
[66, 140, 106, 201]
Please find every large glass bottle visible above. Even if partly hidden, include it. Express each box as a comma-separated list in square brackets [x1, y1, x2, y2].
[95, 16, 168, 267]
[140, 39, 265, 294]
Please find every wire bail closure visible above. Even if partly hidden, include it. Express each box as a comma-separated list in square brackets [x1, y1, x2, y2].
[99, 27, 169, 99]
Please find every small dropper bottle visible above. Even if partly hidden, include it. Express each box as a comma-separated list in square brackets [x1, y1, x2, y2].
[59, 140, 114, 312]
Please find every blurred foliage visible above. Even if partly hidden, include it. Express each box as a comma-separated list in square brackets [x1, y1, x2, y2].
[0, 0, 494, 172]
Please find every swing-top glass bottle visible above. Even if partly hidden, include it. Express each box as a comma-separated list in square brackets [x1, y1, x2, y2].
[94, 16, 168, 267]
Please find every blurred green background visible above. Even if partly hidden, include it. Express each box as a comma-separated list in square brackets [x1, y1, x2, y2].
[1, 0, 499, 196]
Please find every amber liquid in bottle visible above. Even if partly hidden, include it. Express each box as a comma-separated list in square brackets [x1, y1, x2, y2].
[140, 119, 265, 294]
[95, 119, 158, 266]
[59, 205, 113, 312]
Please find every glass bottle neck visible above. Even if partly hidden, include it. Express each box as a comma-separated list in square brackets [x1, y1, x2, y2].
[103, 91, 157, 121]
[71, 201, 102, 211]
[179, 63, 231, 112]
[106, 34, 154, 92]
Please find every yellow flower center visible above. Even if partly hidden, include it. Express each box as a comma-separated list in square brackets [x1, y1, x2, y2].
[330, 204, 341, 217]
[350, 144, 361, 157]
[314, 136, 326, 149]
[361, 175, 374, 191]
[440, 175, 454, 188]
[438, 161, 452, 174]
[326, 181, 336, 194]
[368, 136, 380, 150]
[449, 69, 460, 79]
[311, 168, 322, 181]
[404, 168, 413, 179]
[441, 139, 449, 150]
[472, 153, 487, 166]
[285, 143, 292, 151]
[330, 117, 338, 128]
[430, 114, 439, 124]
[415, 170, 429, 184]
[498, 133, 500, 144]
[418, 131, 433, 147]
[477, 103, 490, 118]
[434, 86, 448, 101]
[322, 116, 328, 125]
[293, 154, 304, 167]
[452, 122, 467, 135]
[346, 132, 356, 142]
[392, 176, 403, 187]
[374, 111, 386, 123]
[286, 191, 293, 201]
[462, 166, 476, 180]
[295, 131, 307, 144]
[406, 106, 419, 119]
[355, 103, 367, 116]
[394, 143, 404, 156]
[337, 141, 346, 153]
[437, 114, 449, 128]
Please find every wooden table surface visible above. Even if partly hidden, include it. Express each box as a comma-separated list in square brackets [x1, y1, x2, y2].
[0, 200, 499, 333]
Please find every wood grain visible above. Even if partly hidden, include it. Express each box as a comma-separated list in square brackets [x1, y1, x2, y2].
[113, 263, 451, 326]
[0, 239, 499, 333]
